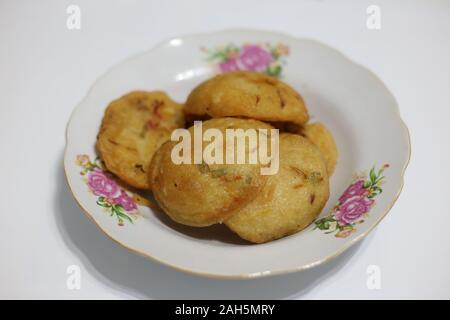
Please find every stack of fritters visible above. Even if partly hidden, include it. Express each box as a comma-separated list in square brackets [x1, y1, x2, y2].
[96, 71, 338, 243]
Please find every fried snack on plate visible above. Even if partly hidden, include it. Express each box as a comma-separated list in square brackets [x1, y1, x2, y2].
[225, 133, 329, 243]
[300, 122, 338, 175]
[149, 118, 275, 227]
[97, 91, 184, 190]
[185, 71, 309, 126]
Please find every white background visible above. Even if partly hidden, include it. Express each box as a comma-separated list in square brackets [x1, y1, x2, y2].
[1, 0, 449, 299]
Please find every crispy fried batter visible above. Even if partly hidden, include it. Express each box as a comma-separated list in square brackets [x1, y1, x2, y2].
[148, 118, 275, 227]
[300, 122, 338, 175]
[185, 71, 309, 126]
[225, 133, 330, 243]
[96, 91, 184, 189]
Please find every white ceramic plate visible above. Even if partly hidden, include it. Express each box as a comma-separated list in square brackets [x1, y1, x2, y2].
[64, 29, 410, 279]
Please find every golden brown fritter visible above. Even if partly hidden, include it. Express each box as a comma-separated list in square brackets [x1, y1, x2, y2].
[185, 71, 309, 126]
[97, 91, 184, 190]
[300, 122, 338, 175]
[225, 133, 329, 243]
[148, 118, 276, 227]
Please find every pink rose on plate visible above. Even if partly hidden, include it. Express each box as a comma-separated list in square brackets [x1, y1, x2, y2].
[219, 58, 240, 72]
[339, 180, 368, 204]
[112, 191, 137, 212]
[335, 195, 374, 225]
[87, 170, 120, 198]
[239, 45, 273, 72]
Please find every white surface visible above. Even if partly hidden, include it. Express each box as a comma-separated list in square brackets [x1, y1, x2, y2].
[0, 0, 449, 299]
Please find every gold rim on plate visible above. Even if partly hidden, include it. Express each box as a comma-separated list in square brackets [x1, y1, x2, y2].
[63, 29, 411, 279]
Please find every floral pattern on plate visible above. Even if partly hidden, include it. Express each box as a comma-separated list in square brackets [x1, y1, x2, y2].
[202, 42, 289, 77]
[314, 164, 389, 238]
[75, 154, 138, 226]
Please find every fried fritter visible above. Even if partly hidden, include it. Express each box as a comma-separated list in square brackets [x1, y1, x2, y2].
[149, 118, 275, 227]
[97, 91, 184, 190]
[300, 122, 337, 175]
[185, 71, 309, 126]
[225, 133, 329, 243]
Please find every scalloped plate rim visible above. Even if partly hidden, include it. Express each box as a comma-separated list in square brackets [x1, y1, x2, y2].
[63, 28, 411, 279]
